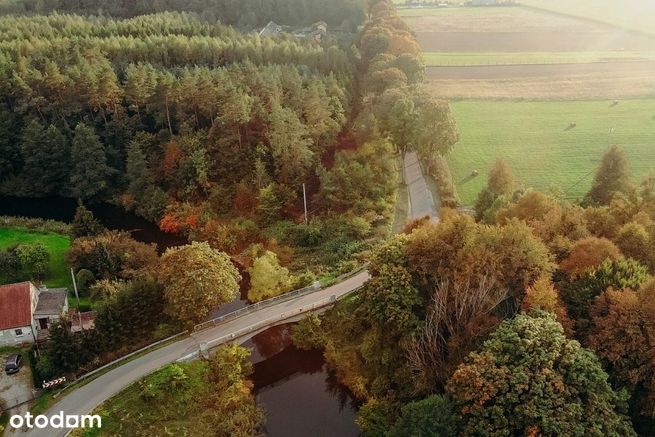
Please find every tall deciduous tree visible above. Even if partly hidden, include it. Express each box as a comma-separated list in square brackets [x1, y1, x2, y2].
[475, 158, 516, 221]
[447, 312, 636, 437]
[589, 286, 655, 420]
[159, 242, 240, 324]
[560, 236, 622, 278]
[585, 145, 633, 206]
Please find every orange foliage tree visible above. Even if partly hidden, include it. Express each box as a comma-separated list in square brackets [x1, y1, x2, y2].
[560, 236, 622, 278]
[588, 284, 655, 419]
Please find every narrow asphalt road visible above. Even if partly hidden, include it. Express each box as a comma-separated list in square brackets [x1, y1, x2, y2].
[17, 154, 436, 436]
[18, 271, 369, 437]
[404, 151, 438, 220]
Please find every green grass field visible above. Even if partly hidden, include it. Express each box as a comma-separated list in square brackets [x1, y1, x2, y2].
[423, 51, 655, 66]
[448, 99, 655, 206]
[0, 228, 71, 288]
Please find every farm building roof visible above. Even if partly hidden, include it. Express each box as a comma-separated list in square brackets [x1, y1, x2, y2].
[0, 282, 33, 330]
[34, 289, 67, 316]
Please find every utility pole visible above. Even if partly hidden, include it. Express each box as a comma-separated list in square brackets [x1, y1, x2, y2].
[302, 183, 308, 224]
[70, 268, 83, 330]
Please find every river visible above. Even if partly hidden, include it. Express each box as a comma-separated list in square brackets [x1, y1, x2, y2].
[246, 324, 360, 437]
[0, 196, 361, 436]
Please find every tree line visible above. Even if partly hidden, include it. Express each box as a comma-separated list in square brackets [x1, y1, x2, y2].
[1, 0, 367, 30]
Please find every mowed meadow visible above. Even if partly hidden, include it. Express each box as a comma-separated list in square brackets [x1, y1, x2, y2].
[400, 4, 655, 205]
[448, 100, 655, 205]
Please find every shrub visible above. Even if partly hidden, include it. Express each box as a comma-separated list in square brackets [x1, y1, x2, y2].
[291, 314, 324, 350]
[0, 216, 71, 235]
[75, 269, 95, 296]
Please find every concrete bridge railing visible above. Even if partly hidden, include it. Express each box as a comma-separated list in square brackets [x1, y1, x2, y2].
[193, 265, 368, 332]
[179, 282, 364, 362]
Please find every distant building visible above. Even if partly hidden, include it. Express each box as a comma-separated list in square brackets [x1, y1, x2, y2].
[293, 21, 328, 42]
[0, 282, 68, 346]
[472, 0, 498, 5]
[259, 21, 284, 37]
[259, 20, 328, 42]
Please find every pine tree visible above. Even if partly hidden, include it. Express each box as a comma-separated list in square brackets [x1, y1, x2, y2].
[71, 201, 105, 238]
[69, 123, 114, 199]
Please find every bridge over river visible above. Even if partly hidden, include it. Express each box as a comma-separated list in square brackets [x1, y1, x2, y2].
[17, 151, 439, 437]
[19, 270, 369, 437]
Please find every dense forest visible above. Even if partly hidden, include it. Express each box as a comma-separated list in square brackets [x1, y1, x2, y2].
[0, 0, 367, 29]
[0, 10, 376, 275]
[0, 0, 456, 278]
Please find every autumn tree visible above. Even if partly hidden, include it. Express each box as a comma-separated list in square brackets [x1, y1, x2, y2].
[447, 312, 636, 437]
[521, 276, 573, 336]
[584, 145, 633, 206]
[560, 257, 650, 332]
[318, 140, 397, 213]
[405, 215, 554, 301]
[496, 191, 589, 253]
[588, 287, 655, 420]
[615, 221, 654, 271]
[559, 236, 622, 278]
[159, 242, 240, 324]
[475, 158, 516, 221]
[68, 231, 158, 280]
[247, 250, 294, 302]
[206, 344, 265, 433]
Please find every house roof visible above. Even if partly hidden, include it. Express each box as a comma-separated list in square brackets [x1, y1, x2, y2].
[70, 310, 95, 332]
[259, 21, 283, 36]
[0, 282, 33, 330]
[34, 289, 67, 316]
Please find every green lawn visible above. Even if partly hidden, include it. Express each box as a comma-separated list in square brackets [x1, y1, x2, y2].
[448, 99, 655, 206]
[423, 51, 655, 66]
[0, 228, 71, 288]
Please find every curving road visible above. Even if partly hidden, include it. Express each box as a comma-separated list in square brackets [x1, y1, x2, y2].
[404, 151, 439, 220]
[18, 271, 369, 437]
[16, 152, 435, 436]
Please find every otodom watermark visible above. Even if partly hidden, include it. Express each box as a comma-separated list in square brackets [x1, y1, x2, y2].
[9, 412, 101, 430]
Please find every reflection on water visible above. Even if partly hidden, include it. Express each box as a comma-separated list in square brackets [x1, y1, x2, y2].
[245, 324, 360, 437]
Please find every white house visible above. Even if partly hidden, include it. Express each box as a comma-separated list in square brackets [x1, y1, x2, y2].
[0, 282, 68, 346]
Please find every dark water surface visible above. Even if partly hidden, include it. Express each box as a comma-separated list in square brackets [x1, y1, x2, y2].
[0, 196, 186, 250]
[245, 324, 360, 437]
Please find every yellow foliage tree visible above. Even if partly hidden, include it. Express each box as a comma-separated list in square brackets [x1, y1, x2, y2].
[247, 251, 294, 302]
[159, 242, 240, 324]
